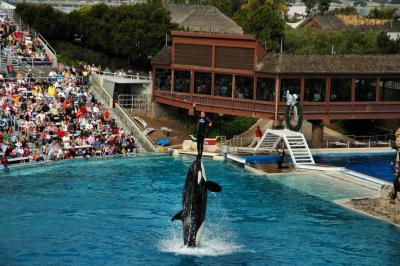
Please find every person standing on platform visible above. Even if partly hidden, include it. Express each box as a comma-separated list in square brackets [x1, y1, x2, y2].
[390, 128, 400, 203]
[192, 103, 212, 159]
[248, 126, 263, 148]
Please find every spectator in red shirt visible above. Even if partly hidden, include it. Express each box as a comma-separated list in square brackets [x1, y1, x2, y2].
[248, 126, 263, 148]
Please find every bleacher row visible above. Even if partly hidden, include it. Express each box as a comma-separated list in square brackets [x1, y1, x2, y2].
[0, 12, 52, 71]
[0, 68, 139, 168]
[0, 18, 139, 168]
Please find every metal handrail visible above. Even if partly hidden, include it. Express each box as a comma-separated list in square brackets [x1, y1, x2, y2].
[117, 94, 148, 111]
[98, 71, 151, 81]
[0, 75, 85, 83]
[225, 134, 395, 150]
[2, 8, 57, 65]
[0, 52, 53, 64]
[38, 32, 56, 57]
[1, 55, 44, 76]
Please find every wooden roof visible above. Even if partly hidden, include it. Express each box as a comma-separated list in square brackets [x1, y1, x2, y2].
[166, 4, 243, 35]
[171, 31, 256, 41]
[299, 15, 345, 30]
[299, 15, 400, 31]
[151, 46, 172, 65]
[256, 53, 400, 74]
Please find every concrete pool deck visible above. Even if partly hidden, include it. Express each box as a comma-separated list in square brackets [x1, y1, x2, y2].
[338, 198, 400, 228]
[246, 162, 400, 227]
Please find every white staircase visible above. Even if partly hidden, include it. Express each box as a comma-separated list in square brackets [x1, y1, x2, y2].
[255, 129, 315, 168]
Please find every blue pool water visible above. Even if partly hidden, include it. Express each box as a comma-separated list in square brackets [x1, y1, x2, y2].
[314, 152, 396, 182]
[244, 152, 396, 182]
[1, 155, 400, 265]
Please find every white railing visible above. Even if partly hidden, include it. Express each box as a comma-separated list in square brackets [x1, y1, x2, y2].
[324, 134, 394, 148]
[118, 94, 148, 112]
[225, 134, 395, 151]
[98, 71, 151, 82]
[3, 8, 57, 66]
[226, 136, 255, 148]
[0, 55, 44, 76]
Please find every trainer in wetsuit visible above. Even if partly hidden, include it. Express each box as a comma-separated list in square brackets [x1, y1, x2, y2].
[276, 147, 286, 169]
[391, 143, 400, 203]
[193, 103, 212, 159]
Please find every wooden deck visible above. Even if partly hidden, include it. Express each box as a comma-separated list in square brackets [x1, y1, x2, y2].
[154, 90, 400, 120]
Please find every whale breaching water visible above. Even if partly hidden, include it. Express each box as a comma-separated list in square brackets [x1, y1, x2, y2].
[171, 158, 222, 247]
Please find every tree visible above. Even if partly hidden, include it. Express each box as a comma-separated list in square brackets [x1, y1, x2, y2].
[331, 6, 358, 15]
[368, 4, 397, 19]
[284, 28, 387, 55]
[317, 0, 331, 15]
[206, 0, 244, 17]
[236, 4, 285, 51]
[302, 0, 332, 16]
[377, 32, 400, 53]
[16, 3, 175, 70]
[302, 0, 317, 15]
[15, 4, 72, 41]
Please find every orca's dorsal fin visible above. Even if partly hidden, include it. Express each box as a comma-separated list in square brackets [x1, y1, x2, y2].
[171, 210, 183, 221]
[206, 181, 222, 192]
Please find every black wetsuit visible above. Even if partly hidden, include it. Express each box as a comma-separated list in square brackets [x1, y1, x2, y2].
[277, 149, 285, 169]
[391, 145, 400, 202]
[194, 107, 211, 159]
[392, 173, 400, 202]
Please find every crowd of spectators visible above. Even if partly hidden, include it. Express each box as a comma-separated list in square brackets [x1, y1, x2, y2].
[0, 68, 138, 168]
[0, 15, 140, 169]
[0, 14, 51, 73]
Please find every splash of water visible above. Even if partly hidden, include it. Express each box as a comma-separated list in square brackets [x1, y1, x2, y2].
[159, 230, 241, 257]
[160, 201, 241, 257]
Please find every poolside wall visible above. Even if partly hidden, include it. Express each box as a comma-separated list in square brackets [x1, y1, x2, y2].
[91, 75, 157, 152]
[151, 102, 179, 119]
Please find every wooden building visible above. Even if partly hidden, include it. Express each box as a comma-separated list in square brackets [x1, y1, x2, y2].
[151, 31, 400, 124]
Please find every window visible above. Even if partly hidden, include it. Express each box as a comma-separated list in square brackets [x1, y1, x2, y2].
[174, 70, 190, 93]
[194, 72, 211, 95]
[355, 78, 376, 101]
[304, 79, 326, 102]
[380, 79, 400, 101]
[280, 79, 301, 101]
[214, 74, 232, 97]
[235, 76, 253, 99]
[155, 68, 171, 91]
[256, 78, 275, 101]
[330, 78, 352, 102]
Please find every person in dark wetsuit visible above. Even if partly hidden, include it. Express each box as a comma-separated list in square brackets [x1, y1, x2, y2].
[391, 171, 400, 204]
[390, 143, 400, 204]
[276, 147, 286, 169]
[193, 103, 212, 159]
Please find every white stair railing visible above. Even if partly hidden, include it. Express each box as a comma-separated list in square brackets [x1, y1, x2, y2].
[255, 129, 315, 168]
[3, 8, 57, 67]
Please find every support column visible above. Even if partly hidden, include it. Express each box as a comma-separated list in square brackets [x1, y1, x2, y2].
[211, 73, 215, 96]
[232, 75, 236, 99]
[376, 78, 380, 102]
[274, 75, 280, 128]
[310, 120, 324, 148]
[171, 70, 175, 93]
[190, 70, 194, 96]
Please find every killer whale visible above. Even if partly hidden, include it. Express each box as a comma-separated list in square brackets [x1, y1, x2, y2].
[171, 158, 221, 247]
